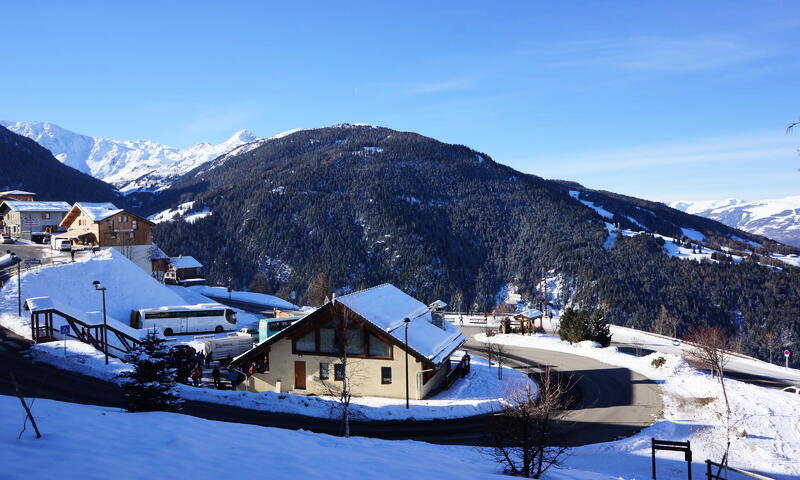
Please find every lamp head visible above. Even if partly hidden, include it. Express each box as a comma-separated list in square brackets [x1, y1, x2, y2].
[403, 317, 411, 324]
[92, 280, 101, 288]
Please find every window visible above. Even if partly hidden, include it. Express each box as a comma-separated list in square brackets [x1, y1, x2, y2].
[345, 329, 365, 355]
[110, 233, 117, 239]
[381, 367, 392, 384]
[319, 362, 329, 380]
[128, 232, 134, 239]
[319, 328, 336, 353]
[132, 220, 137, 230]
[296, 331, 315, 352]
[368, 334, 391, 357]
[334, 363, 345, 381]
[108, 220, 114, 230]
[120, 215, 129, 223]
[41, 213, 51, 220]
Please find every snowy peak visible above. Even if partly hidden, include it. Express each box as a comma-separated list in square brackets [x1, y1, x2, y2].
[0, 120, 258, 193]
[669, 196, 800, 247]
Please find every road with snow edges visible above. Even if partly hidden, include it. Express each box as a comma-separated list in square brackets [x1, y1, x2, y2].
[0, 324, 665, 447]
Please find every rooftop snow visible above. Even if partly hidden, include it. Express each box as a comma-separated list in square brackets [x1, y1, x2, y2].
[336, 284, 465, 365]
[0, 200, 70, 212]
[170, 256, 203, 270]
[75, 202, 123, 222]
[0, 190, 36, 196]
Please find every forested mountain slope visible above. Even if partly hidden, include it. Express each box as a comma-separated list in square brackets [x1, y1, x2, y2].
[151, 124, 799, 362]
[0, 126, 122, 204]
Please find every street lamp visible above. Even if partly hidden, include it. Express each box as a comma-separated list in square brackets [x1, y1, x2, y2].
[8, 251, 20, 316]
[403, 316, 411, 409]
[92, 280, 109, 365]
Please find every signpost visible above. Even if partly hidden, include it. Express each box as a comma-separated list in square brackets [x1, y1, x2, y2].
[60, 325, 70, 356]
[784, 349, 791, 369]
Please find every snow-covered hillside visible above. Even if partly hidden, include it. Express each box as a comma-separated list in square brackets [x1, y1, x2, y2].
[0, 120, 257, 193]
[670, 196, 800, 247]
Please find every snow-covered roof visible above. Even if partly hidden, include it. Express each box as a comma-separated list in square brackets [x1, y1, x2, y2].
[75, 202, 124, 222]
[517, 308, 544, 319]
[336, 284, 465, 366]
[170, 256, 203, 269]
[429, 300, 448, 309]
[0, 190, 36, 196]
[0, 200, 71, 212]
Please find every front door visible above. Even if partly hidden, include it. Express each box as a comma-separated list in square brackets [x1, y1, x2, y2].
[294, 361, 306, 390]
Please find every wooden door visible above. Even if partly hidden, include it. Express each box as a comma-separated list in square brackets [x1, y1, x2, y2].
[294, 361, 306, 390]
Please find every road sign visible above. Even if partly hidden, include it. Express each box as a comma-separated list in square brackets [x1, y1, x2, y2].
[60, 325, 70, 335]
[785, 350, 791, 358]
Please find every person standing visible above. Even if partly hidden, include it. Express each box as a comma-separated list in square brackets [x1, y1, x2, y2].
[206, 352, 213, 368]
[191, 367, 202, 387]
[212, 366, 221, 389]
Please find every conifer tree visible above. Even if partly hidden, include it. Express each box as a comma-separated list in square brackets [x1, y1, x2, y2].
[119, 330, 180, 412]
[588, 310, 612, 347]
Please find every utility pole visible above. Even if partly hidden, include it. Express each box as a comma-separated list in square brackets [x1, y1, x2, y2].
[403, 317, 411, 408]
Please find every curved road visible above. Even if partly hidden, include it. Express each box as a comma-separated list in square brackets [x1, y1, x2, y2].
[0, 325, 662, 447]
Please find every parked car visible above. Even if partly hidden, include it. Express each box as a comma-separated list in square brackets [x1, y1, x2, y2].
[50, 237, 71, 251]
[238, 325, 259, 342]
[1, 234, 13, 244]
[782, 385, 800, 395]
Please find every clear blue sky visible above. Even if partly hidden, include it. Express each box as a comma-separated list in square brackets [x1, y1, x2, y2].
[2, 1, 798, 202]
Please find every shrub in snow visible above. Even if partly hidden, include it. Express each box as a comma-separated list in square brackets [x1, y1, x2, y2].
[557, 308, 611, 346]
[119, 330, 181, 412]
[650, 356, 667, 368]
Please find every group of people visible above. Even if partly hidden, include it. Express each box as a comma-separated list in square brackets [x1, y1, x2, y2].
[172, 347, 224, 389]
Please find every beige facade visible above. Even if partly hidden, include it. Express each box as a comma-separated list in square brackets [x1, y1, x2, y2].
[238, 338, 450, 399]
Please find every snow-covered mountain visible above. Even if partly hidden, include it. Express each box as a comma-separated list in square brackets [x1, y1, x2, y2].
[0, 120, 257, 193]
[669, 196, 800, 247]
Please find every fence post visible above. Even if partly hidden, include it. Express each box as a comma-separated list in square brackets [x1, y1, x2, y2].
[652, 437, 657, 479]
[706, 460, 712, 480]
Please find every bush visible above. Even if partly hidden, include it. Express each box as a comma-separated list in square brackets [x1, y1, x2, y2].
[119, 330, 181, 412]
[650, 356, 667, 368]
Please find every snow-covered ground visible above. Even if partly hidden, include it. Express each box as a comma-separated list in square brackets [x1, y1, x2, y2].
[474, 331, 800, 479]
[0, 394, 617, 480]
[16, 335, 534, 421]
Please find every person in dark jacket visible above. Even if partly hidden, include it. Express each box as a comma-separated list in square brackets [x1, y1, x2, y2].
[212, 366, 222, 389]
[206, 352, 213, 368]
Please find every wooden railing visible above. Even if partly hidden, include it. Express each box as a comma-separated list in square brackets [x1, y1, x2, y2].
[31, 309, 141, 359]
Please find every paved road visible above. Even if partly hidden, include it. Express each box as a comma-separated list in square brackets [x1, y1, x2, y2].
[461, 327, 663, 446]
[0, 324, 663, 446]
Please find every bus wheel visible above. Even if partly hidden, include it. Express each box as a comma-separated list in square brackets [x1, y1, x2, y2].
[215, 326, 223, 333]
[163, 328, 174, 336]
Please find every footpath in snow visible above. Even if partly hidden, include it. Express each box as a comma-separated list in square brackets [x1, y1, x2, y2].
[475, 332, 800, 479]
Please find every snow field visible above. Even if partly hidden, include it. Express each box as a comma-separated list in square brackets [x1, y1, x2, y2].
[475, 332, 800, 479]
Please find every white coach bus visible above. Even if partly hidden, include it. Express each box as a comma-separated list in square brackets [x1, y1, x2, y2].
[131, 303, 237, 336]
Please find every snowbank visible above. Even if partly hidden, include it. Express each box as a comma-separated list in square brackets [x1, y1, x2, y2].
[0, 394, 615, 480]
[0, 248, 188, 323]
[475, 332, 800, 479]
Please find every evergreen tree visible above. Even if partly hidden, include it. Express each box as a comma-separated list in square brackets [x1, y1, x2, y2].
[588, 310, 612, 347]
[558, 308, 589, 343]
[119, 330, 180, 412]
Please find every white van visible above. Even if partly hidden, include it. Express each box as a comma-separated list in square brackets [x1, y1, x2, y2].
[50, 237, 71, 251]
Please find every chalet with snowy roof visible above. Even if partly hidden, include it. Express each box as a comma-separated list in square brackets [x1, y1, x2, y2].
[0, 190, 37, 202]
[164, 255, 204, 285]
[59, 202, 155, 272]
[0, 200, 71, 236]
[231, 284, 466, 400]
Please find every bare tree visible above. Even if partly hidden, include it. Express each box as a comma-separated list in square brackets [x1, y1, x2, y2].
[487, 339, 509, 380]
[319, 307, 364, 437]
[685, 325, 733, 466]
[451, 289, 464, 313]
[486, 367, 571, 478]
[759, 327, 778, 364]
[305, 272, 332, 307]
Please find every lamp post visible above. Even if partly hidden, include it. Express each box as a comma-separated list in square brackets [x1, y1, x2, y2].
[403, 316, 411, 409]
[8, 251, 20, 316]
[92, 280, 109, 365]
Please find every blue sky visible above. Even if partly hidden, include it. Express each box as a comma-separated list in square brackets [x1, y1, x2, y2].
[1, 1, 798, 201]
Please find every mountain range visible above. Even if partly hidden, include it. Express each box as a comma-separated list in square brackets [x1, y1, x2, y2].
[0, 120, 257, 193]
[670, 197, 800, 248]
[4, 121, 799, 364]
